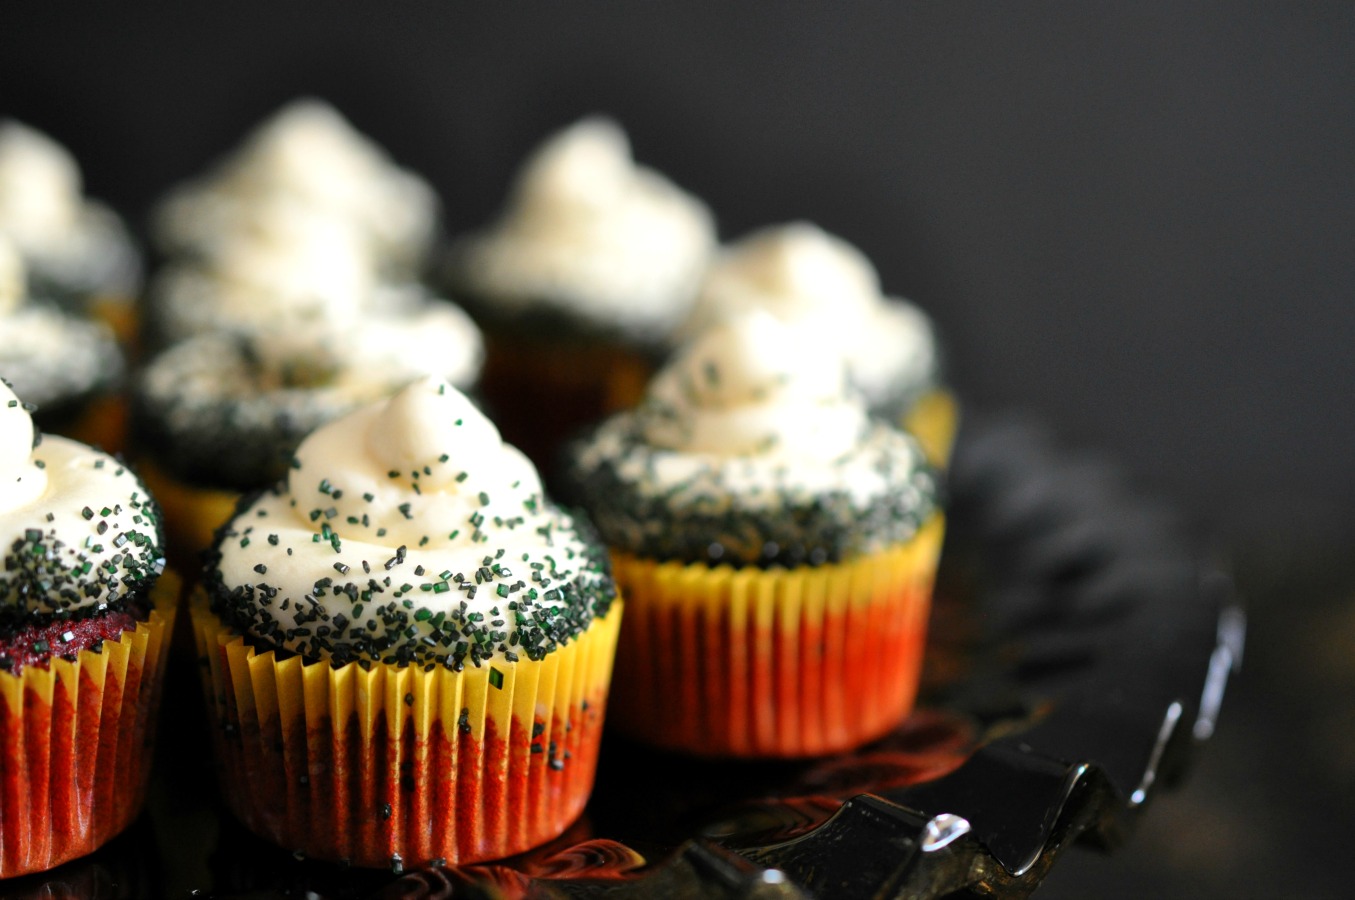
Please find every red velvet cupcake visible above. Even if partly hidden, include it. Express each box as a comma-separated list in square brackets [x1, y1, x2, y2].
[190, 377, 620, 869]
[0, 380, 175, 878]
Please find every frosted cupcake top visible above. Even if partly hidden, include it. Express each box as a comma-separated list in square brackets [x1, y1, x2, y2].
[448, 117, 717, 342]
[567, 311, 937, 566]
[206, 377, 615, 668]
[147, 197, 389, 346]
[0, 381, 163, 617]
[680, 222, 939, 413]
[0, 236, 123, 409]
[134, 303, 484, 489]
[0, 120, 140, 303]
[153, 98, 438, 273]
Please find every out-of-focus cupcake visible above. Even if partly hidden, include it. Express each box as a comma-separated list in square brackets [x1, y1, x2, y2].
[190, 377, 621, 869]
[0, 235, 126, 451]
[131, 302, 483, 569]
[566, 311, 942, 758]
[443, 117, 717, 467]
[0, 120, 142, 344]
[0, 380, 176, 878]
[679, 222, 957, 466]
[152, 98, 438, 278]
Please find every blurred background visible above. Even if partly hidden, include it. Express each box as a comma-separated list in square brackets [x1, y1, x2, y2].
[3, 3, 1351, 896]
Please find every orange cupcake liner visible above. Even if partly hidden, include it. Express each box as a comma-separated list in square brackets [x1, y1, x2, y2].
[190, 591, 622, 869]
[0, 572, 179, 879]
[902, 388, 959, 469]
[608, 515, 944, 759]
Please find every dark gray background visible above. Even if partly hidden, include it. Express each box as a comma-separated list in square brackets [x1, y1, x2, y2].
[4, 3, 1351, 896]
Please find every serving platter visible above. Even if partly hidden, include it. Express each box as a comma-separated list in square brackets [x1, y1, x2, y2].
[1, 415, 1242, 899]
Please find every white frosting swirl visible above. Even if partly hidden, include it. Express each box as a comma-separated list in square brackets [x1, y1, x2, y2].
[642, 310, 867, 460]
[450, 117, 716, 341]
[0, 120, 139, 301]
[680, 222, 939, 409]
[211, 377, 610, 665]
[147, 199, 387, 345]
[0, 381, 163, 615]
[153, 98, 438, 272]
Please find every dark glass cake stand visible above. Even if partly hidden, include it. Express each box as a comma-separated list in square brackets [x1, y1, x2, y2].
[0, 416, 1242, 899]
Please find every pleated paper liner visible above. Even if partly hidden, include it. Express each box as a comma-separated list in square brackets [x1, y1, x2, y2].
[608, 515, 944, 759]
[189, 591, 623, 869]
[135, 458, 240, 574]
[0, 571, 179, 879]
[902, 388, 959, 470]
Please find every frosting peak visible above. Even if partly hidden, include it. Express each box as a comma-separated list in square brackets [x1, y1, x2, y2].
[0, 121, 82, 250]
[209, 378, 614, 667]
[641, 311, 865, 458]
[451, 116, 716, 341]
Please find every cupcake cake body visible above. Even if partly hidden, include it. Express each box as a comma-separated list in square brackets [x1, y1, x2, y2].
[568, 311, 942, 757]
[681, 222, 957, 465]
[0, 120, 141, 333]
[444, 117, 717, 466]
[0, 380, 174, 877]
[192, 377, 620, 868]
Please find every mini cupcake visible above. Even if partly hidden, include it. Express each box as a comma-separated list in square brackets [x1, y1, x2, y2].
[679, 222, 957, 466]
[0, 379, 175, 878]
[131, 301, 483, 568]
[0, 235, 127, 451]
[191, 376, 621, 869]
[566, 311, 942, 758]
[0, 120, 141, 342]
[152, 98, 438, 278]
[443, 117, 717, 466]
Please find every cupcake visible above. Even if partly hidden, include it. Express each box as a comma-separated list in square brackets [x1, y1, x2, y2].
[152, 98, 438, 278]
[0, 120, 142, 342]
[190, 376, 621, 869]
[0, 235, 127, 451]
[443, 116, 717, 467]
[0, 380, 175, 878]
[131, 301, 483, 569]
[566, 311, 942, 758]
[679, 222, 957, 466]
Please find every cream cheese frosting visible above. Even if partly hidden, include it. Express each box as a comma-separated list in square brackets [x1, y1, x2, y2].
[152, 98, 438, 273]
[206, 377, 615, 667]
[0, 236, 123, 410]
[448, 117, 717, 342]
[145, 198, 386, 346]
[0, 120, 140, 303]
[0, 381, 163, 617]
[568, 311, 937, 566]
[680, 222, 939, 411]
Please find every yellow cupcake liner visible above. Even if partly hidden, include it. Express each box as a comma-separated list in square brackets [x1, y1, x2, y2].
[902, 388, 960, 469]
[190, 590, 622, 868]
[135, 457, 240, 574]
[608, 516, 944, 758]
[0, 572, 179, 879]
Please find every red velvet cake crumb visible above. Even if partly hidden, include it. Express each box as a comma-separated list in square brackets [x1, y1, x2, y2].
[0, 609, 143, 675]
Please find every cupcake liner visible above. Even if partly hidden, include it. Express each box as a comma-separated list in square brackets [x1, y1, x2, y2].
[0, 573, 179, 879]
[53, 392, 129, 458]
[190, 591, 622, 869]
[902, 388, 960, 469]
[135, 458, 240, 573]
[608, 516, 944, 758]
